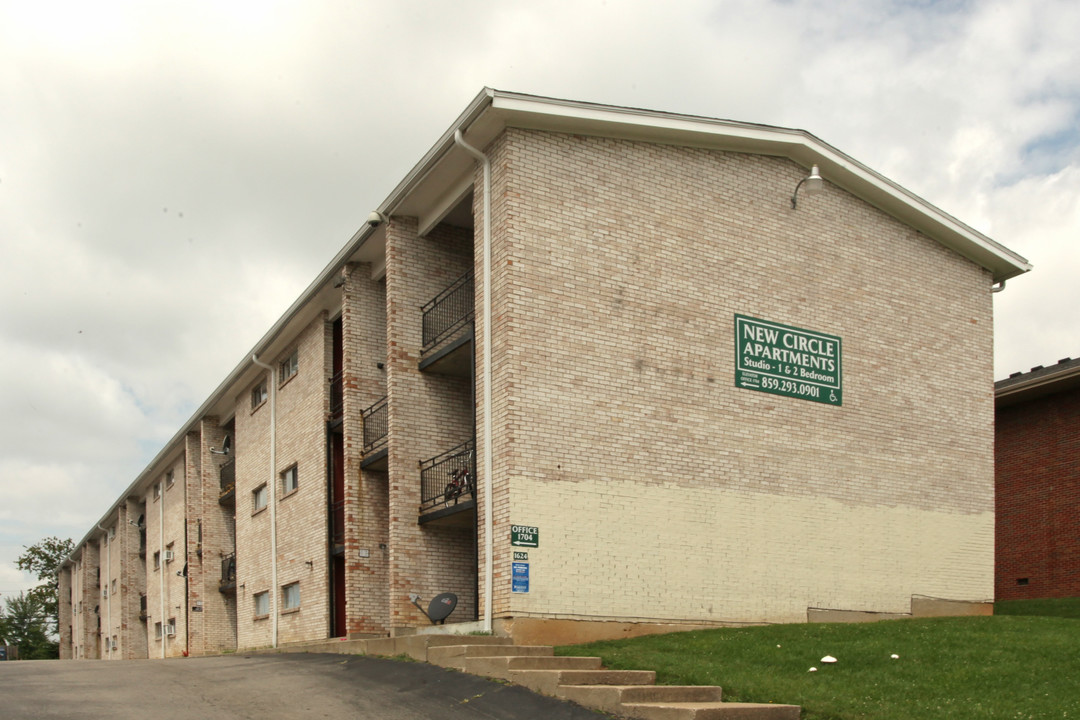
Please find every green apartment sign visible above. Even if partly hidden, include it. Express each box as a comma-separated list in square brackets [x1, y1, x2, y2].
[735, 315, 842, 406]
[511, 525, 539, 547]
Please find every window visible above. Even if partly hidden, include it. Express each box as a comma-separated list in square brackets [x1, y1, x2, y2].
[153, 551, 160, 570]
[253, 591, 269, 618]
[166, 469, 174, 488]
[252, 484, 268, 513]
[281, 465, 298, 495]
[165, 542, 174, 563]
[282, 582, 300, 611]
[108, 526, 115, 540]
[154, 621, 162, 639]
[111, 579, 117, 595]
[280, 349, 299, 384]
[111, 636, 117, 651]
[251, 378, 268, 409]
[153, 483, 160, 501]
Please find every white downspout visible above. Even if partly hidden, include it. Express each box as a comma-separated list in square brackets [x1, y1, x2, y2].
[158, 481, 165, 659]
[95, 522, 112, 658]
[453, 129, 494, 633]
[252, 354, 279, 648]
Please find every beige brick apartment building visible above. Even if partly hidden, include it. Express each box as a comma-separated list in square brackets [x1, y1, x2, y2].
[58, 89, 1031, 658]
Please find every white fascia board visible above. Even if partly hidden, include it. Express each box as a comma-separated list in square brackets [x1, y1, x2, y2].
[492, 93, 807, 151]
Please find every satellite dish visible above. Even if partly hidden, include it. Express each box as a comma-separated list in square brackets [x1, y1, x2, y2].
[426, 593, 458, 624]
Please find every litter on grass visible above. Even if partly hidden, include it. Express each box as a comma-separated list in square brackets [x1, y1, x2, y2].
[891, 654, 900, 659]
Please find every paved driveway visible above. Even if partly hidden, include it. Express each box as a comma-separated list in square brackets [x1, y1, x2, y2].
[0, 653, 602, 719]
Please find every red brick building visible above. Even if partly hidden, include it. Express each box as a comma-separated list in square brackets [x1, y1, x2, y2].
[995, 357, 1080, 600]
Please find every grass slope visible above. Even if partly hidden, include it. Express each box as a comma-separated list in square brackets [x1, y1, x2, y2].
[994, 596, 1080, 619]
[556, 616, 1080, 719]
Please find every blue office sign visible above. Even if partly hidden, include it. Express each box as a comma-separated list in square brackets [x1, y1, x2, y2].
[511, 562, 530, 593]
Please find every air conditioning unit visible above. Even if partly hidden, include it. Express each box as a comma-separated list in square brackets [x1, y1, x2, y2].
[102, 589, 108, 598]
[163, 550, 175, 562]
[163, 624, 176, 637]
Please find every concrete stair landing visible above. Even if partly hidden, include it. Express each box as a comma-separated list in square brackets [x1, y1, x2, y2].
[419, 638, 800, 720]
[620, 701, 801, 720]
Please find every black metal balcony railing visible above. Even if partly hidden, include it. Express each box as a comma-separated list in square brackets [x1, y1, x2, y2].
[419, 439, 476, 512]
[219, 553, 236, 593]
[362, 396, 388, 453]
[329, 371, 344, 420]
[421, 270, 474, 353]
[219, 459, 236, 506]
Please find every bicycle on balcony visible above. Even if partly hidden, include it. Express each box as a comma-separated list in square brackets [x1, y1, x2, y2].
[443, 454, 475, 507]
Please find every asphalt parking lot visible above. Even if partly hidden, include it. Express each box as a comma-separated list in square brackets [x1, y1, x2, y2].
[0, 653, 603, 719]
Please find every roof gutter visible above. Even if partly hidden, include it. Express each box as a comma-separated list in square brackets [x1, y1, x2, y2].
[453, 129, 494, 633]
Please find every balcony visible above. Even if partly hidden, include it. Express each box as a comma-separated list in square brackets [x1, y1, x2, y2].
[219, 553, 236, 594]
[138, 594, 148, 622]
[420, 270, 474, 376]
[218, 459, 236, 507]
[419, 439, 476, 524]
[360, 396, 388, 471]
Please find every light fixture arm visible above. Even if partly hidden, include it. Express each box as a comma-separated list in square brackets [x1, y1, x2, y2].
[791, 164, 823, 209]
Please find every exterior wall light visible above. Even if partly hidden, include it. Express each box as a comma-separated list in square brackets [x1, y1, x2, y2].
[791, 164, 823, 209]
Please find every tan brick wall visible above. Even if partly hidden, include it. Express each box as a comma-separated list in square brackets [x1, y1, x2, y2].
[234, 315, 331, 649]
[74, 543, 100, 658]
[235, 358, 273, 649]
[119, 498, 148, 659]
[483, 129, 994, 624]
[191, 417, 237, 654]
[58, 564, 73, 659]
[143, 455, 189, 657]
[96, 527, 127, 659]
[385, 218, 478, 630]
[342, 262, 390, 634]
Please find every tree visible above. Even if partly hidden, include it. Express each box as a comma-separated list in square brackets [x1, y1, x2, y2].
[15, 536, 74, 638]
[2, 592, 56, 660]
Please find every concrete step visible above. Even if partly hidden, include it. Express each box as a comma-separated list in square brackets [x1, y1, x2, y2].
[620, 701, 801, 720]
[557, 685, 725, 714]
[427, 644, 553, 668]
[360, 633, 507, 661]
[509, 669, 657, 696]
[462, 654, 602, 680]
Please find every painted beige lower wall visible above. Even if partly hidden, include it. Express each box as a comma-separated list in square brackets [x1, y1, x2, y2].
[508, 477, 993, 625]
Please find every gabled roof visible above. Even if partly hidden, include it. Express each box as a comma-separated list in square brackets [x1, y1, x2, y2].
[996, 357, 1080, 407]
[375, 88, 1031, 283]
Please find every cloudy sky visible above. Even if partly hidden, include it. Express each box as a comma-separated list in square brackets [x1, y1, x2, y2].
[1, 0, 1077, 600]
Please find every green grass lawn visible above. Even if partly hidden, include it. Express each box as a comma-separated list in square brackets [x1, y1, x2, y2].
[556, 614, 1080, 719]
[994, 596, 1080, 619]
